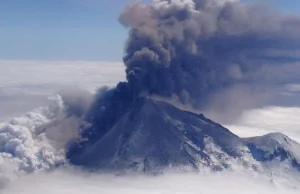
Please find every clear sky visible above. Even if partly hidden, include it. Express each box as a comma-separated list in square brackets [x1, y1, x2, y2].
[0, 0, 299, 61]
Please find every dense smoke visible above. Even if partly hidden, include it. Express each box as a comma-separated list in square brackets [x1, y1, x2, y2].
[120, 0, 300, 106]
[68, 0, 300, 158]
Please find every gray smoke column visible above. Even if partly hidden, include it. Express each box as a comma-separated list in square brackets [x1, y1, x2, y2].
[120, 0, 300, 108]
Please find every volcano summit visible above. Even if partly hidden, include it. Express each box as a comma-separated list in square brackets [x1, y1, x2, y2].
[68, 98, 300, 173]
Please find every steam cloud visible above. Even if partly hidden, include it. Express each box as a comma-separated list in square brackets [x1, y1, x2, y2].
[67, 0, 300, 156]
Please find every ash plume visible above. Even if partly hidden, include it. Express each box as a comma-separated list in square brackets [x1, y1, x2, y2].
[120, 0, 300, 107]
[68, 0, 300, 155]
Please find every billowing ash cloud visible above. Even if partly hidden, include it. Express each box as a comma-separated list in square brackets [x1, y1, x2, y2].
[120, 0, 300, 107]
[68, 0, 300, 155]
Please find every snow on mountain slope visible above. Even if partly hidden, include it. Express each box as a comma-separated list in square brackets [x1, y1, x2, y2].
[69, 98, 300, 173]
[245, 133, 300, 171]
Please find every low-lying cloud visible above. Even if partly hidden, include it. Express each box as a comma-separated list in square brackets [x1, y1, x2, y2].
[225, 106, 300, 143]
[2, 168, 299, 194]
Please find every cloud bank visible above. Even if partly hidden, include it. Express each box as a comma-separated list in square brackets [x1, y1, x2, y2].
[2, 168, 299, 194]
[226, 106, 300, 143]
[0, 60, 124, 122]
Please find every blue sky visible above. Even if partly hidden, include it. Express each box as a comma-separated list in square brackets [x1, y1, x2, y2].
[0, 0, 299, 61]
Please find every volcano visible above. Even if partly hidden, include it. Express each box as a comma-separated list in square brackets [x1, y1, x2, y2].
[69, 98, 300, 173]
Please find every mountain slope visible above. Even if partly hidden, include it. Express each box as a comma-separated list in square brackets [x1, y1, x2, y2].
[245, 133, 300, 170]
[69, 98, 300, 173]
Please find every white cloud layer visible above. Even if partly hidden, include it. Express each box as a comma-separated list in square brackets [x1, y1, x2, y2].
[0, 60, 125, 121]
[226, 106, 300, 143]
[0, 60, 124, 92]
[2, 168, 299, 194]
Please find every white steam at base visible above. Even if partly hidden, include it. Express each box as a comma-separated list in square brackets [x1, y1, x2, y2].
[0, 95, 68, 186]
